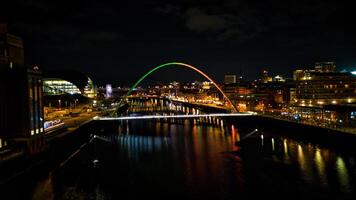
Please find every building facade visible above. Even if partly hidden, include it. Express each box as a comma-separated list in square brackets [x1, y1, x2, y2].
[43, 70, 96, 98]
[0, 24, 44, 153]
[295, 72, 356, 106]
[290, 63, 356, 128]
[0, 24, 24, 67]
[315, 62, 336, 72]
[224, 74, 236, 85]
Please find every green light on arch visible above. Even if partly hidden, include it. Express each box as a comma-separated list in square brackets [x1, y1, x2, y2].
[126, 62, 237, 112]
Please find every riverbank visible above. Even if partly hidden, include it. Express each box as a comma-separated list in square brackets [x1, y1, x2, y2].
[0, 115, 97, 186]
[225, 115, 356, 151]
[44, 112, 98, 142]
[259, 113, 356, 135]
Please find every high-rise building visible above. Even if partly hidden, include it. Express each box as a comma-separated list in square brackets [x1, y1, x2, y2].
[0, 25, 44, 153]
[224, 74, 236, 85]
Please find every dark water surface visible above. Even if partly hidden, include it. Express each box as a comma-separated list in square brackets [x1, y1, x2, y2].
[2, 99, 356, 199]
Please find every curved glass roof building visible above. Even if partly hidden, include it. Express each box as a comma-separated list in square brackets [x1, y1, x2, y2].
[43, 70, 96, 98]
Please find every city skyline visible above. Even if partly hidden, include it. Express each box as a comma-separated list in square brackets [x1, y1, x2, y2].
[1, 2, 356, 198]
[1, 1, 356, 85]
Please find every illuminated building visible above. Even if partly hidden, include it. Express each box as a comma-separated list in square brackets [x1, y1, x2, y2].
[44, 79, 81, 95]
[253, 81, 294, 110]
[294, 62, 336, 81]
[273, 75, 285, 82]
[315, 62, 336, 72]
[0, 25, 44, 152]
[293, 62, 355, 105]
[293, 70, 304, 81]
[295, 72, 356, 106]
[106, 84, 113, 98]
[262, 70, 272, 83]
[224, 74, 236, 84]
[202, 81, 212, 90]
[43, 70, 96, 98]
[291, 63, 356, 128]
[293, 69, 312, 81]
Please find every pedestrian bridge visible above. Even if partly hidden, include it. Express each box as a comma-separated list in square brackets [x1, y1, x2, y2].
[94, 112, 257, 121]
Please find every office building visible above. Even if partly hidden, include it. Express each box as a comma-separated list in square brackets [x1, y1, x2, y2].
[295, 72, 356, 106]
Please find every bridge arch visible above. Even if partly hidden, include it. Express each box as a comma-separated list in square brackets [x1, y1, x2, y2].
[125, 62, 237, 112]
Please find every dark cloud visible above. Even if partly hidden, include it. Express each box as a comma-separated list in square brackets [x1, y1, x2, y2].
[1, 0, 356, 85]
[155, 2, 266, 43]
[155, 4, 182, 16]
[185, 8, 228, 32]
[155, 0, 356, 44]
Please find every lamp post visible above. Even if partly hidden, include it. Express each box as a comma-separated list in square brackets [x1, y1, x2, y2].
[74, 99, 78, 109]
[58, 99, 61, 110]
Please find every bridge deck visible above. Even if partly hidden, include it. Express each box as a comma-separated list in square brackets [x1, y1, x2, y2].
[95, 112, 257, 121]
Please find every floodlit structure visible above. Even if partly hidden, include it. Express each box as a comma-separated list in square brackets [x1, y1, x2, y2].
[43, 70, 96, 98]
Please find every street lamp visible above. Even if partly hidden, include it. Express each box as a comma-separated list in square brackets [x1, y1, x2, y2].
[58, 99, 61, 110]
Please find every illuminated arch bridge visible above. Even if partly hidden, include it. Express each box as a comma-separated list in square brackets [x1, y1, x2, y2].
[116, 62, 238, 113]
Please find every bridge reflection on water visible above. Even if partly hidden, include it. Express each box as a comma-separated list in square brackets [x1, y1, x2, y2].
[87, 117, 356, 199]
[3, 97, 356, 199]
[100, 97, 255, 121]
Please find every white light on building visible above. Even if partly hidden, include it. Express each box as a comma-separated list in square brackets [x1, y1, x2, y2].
[106, 84, 113, 98]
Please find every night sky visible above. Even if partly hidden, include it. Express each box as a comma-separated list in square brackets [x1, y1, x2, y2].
[1, 0, 356, 86]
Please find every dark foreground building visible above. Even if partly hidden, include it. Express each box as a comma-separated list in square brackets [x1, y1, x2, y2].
[0, 24, 44, 153]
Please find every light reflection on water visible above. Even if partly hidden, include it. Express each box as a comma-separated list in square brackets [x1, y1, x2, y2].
[314, 148, 328, 186]
[336, 156, 351, 193]
[97, 119, 355, 197]
[14, 100, 356, 199]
